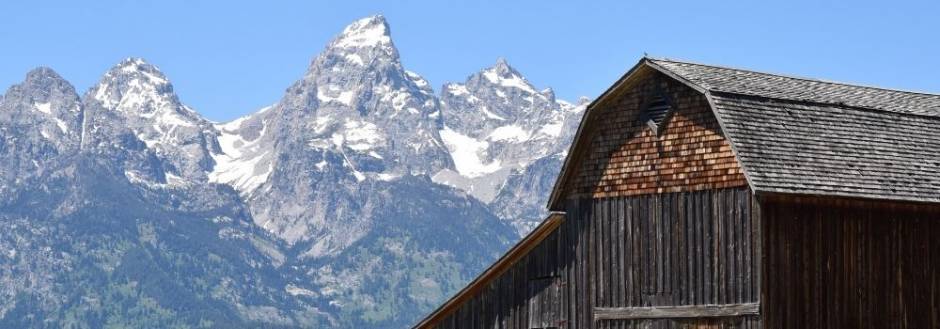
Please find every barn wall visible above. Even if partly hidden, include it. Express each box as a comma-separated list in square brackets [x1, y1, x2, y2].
[762, 196, 940, 329]
[430, 219, 570, 329]
[429, 188, 761, 329]
[587, 188, 761, 329]
[565, 69, 747, 199]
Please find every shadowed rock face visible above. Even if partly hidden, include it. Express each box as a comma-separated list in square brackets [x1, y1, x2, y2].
[0, 14, 584, 328]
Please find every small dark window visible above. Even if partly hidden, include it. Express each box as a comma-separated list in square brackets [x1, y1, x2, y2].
[640, 93, 674, 135]
[528, 276, 562, 329]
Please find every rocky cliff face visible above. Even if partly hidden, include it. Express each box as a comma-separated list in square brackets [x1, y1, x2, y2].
[0, 68, 83, 198]
[83, 58, 220, 184]
[434, 59, 586, 234]
[0, 15, 585, 328]
[225, 16, 456, 255]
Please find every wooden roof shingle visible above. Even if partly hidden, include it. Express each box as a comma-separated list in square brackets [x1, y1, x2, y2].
[649, 59, 940, 117]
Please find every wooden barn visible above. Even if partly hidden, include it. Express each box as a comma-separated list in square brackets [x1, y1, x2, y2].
[413, 58, 940, 329]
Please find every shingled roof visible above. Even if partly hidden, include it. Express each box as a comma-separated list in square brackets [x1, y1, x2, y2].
[549, 58, 940, 208]
[650, 59, 940, 117]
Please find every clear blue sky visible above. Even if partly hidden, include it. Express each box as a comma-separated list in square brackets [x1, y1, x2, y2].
[2, 0, 938, 122]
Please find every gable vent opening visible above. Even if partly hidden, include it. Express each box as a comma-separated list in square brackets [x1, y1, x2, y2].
[640, 93, 673, 135]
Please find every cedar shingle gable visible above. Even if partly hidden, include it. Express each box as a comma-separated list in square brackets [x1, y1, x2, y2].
[549, 58, 940, 209]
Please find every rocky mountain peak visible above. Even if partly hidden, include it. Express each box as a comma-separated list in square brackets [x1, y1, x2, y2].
[478, 58, 538, 95]
[113, 57, 164, 76]
[17, 67, 80, 107]
[81, 58, 217, 183]
[489, 58, 524, 81]
[303, 14, 400, 80]
[90, 57, 178, 111]
[433, 58, 583, 212]
[269, 15, 448, 178]
[0, 67, 82, 146]
[0, 14, 586, 329]
[0, 66, 84, 193]
[23, 67, 67, 86]
[577, 96, 592, 106]
[333, 15, 392, 49]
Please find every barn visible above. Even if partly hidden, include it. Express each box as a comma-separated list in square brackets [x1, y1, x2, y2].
[413, 58, 940, 329]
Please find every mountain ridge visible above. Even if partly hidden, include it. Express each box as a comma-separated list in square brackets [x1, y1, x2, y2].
[0, 14, 587, 328]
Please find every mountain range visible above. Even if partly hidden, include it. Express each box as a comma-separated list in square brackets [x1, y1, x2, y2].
[0, 15, 585, 328]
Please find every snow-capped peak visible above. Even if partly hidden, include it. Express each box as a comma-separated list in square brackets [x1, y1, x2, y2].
[482, 58, 537, 94]
[91, 57, 177, 112]
[299, 15, 404, 89]
[577, 96, 592, 106]
[82, 57, 217, 182]
[434, 57, 585, 205]
[333, 15, 392, 49]
[492, 57, 518, 77]
[111, 57, 170, 87]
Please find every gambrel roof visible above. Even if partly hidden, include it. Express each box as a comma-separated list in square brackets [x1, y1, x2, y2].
[549, 58, 940, 209]
[652, 60, 940, 117]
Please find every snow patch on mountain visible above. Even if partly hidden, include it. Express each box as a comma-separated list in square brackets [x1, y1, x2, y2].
[318, 87, 356, 106]
[210, 107, 274, 196]
[439, 127, 500, 178]
[34, 102, 52, 114]
[339, 120, 383, 151]
[0, 15, 546, 328]
[488, 124, 531, 142]
[434, 58, 584, 207]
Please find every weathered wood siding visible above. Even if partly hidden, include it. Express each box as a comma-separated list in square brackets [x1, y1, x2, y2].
[429, 188, 761, 329]
[762, 196, 940, 328]
[431, 221, 569, 329]
[587, 188, 761, 329]
[565, 68, 747, 199]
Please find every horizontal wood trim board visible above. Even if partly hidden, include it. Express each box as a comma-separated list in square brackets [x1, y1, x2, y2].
[594, 303, 760, 321]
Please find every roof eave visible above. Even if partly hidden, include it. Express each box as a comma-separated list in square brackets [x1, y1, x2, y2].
[754, 188, 940, 207]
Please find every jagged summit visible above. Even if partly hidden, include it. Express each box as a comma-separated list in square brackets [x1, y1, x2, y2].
[15, 67, 79, 106]
[479, 57, 538, 94]
[23, 66, 66, 84]
[0, 65, 83, 154]
[7, 66, 79, 115]
[0, 14, 585, 328]
[90, 57, 177, 111]
[490, 57, 523, 79]
[81, 57, 218, 183]
[333, 15, 392, 49]
[14, 67, 80, 111]
[578, 96, 591, 105]
[106, 57, 170, 83]
[304, 15, 401, 78]
[433, 56, 584, 215]
[114, 57, 154, 69]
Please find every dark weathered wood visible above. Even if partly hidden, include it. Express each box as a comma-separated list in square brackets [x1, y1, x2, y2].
[761, 196, 940, 329]
[761, 198, 940, 328]
[594, 303, 760, 320]
[418, 187, 761, 329]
